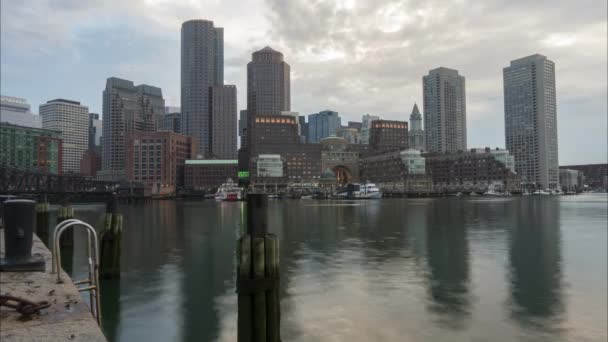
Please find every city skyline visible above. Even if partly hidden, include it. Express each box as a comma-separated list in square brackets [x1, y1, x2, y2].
[1, 0, 606, 165]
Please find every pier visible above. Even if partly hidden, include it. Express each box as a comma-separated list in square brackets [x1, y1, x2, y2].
[0, 230, 106, 342]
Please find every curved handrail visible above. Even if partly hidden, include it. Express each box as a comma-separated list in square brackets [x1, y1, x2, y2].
[52, 219, 101, 325]
[51, 219, 81, 273]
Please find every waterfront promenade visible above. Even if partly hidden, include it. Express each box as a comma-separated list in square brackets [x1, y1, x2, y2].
[0, 230, 106, 342]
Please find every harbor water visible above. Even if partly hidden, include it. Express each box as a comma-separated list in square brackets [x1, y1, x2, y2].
[62, 194, 607, 342]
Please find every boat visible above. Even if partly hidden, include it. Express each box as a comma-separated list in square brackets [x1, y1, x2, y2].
[214, 179, 243, 201]
[352, 182, 382, 199]
[470, 192, 479, 196]
[532, 189, 551, 196]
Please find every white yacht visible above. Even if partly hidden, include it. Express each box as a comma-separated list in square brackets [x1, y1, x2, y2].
[214, 179, 243, 201]
[353, 182, 382, 199]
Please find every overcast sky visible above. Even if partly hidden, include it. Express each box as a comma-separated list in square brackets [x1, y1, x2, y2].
[1, 0, 606, 164]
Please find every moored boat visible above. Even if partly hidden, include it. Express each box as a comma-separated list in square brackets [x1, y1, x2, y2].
[214, 179, 243, 201]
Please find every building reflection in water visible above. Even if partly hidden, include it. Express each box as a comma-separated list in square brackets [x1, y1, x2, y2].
[425, 200, 471, 328]
[180, 201, 243, 342]
[507, 198, 564, 329]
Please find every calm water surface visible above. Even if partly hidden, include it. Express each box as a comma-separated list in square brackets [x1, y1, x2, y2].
[62, 194, 607, 342]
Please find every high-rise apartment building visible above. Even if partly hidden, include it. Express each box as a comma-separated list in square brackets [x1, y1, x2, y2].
[239, 109, 248, 146]
[408, 103, 425, 151]
[181, 19, 224, 157]
[246, 46, 290, 118]
[307, 110, 341, 143]
[503, 54, 559, 189]
[100, 77, 164, 181]
[360, 114, 379, 144]
[39, 99, 88, 173]
[210, 85, 237, 158]
[1, 95, 42, 128]
[423, 67, 467, 153]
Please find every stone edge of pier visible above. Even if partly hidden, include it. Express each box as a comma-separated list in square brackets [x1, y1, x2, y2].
[0, 229, 107, 342]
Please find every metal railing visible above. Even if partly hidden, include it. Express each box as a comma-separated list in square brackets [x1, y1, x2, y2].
[52, 219, 102, 326]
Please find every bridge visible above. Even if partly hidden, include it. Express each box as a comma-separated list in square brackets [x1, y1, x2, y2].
[0, 166, 115, 195]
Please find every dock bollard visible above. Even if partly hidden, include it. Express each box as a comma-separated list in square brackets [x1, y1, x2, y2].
[0, 199, 45, 272]
[35, 201, 50, 246]
[100, 194, 122, 278]
[237, 194, 280, 342]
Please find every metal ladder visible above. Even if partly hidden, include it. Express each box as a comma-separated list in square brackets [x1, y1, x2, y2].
[52, 219, 102, 326]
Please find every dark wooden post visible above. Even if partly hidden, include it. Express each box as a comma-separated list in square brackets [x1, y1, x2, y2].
[100, 193, 122, 278]
[56, 195, 74, 247]
[237, 194, 280, 342]
[35, 201, 50, 246]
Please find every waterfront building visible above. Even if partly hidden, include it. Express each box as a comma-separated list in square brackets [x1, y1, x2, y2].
[250, 114, 321, 183]
[210, 85, 237, 159]
[481, 147, 515, 172]
[182, 19, 233, 157]
[247, 46, 290, 118]
[369, 119, 408, 153]
[336, 127, 361, 145]
[360, 114, 379, 144]
[307, 110, 341, 143]
[0, 122, 62, 174]
[348, 121, 363, 131]
[88, 113, 102, 149]
[39, 99, 89, 174]
[360, 149, 432, 193]
[125, 131, 197, 195]
[408, 103, 425, 151]
[423, 67, 467, 153]
[559, 164, 608, 190]
[320, 136, 360, 184]
[257, 154, 283, 178]
[184, 159, 238, 191]
[100, 77, 164, 181]
[80, 148, 101, 178]
[559, 169, 582, 192]
[0, 95, 41, 128]
[424, 148, 521, 193]
[504, 54, 559, 189]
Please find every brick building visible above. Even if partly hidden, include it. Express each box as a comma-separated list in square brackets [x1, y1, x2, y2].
[125, 131, 197, 194]
[80, 148, 101, 177]
[369, 120, 408, 153]
[360, 149, 432, 194]
[424, 148, 521, 193]
[184, 159, 238, 191]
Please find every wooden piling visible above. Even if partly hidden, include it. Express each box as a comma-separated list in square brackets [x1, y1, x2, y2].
[100, 194, 122, 278]
[35, 202, 50, 246]
[237, 194, 280, 342]
[56, 202, 74, 248]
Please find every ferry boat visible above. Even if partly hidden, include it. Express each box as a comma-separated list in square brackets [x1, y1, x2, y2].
[214, 179, 243, 201]
[353, 182, 383, 199]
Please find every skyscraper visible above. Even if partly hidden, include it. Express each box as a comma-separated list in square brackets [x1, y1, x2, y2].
[100, 77, 164, 180]
[210, 85, 237, 158]
[39, 99, 89, 173]
[307, 110, 341, 143]
[181, 19, 224, 157]
[504, 54, 559, 189]
[408, 103, 425, 151]
[360, 114, 379, 144]
[423, 67, 467, 153]
[247, 46, 290, 118]
[88, 113, 102, 149]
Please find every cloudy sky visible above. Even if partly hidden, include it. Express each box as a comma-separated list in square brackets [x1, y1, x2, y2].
[1, 0, 606, 164]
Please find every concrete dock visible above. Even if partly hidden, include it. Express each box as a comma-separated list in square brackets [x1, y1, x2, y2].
[0, 230, 106, 341]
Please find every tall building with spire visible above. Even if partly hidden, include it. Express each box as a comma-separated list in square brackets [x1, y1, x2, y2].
[181, 19, 236, 158]
[408, 103, 425, 151]
[423, 67, 467, 153]
[504, 54, 559, 189]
